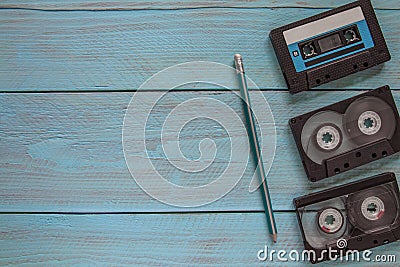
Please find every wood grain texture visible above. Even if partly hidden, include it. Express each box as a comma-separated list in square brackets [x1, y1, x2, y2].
[1, 91, 399, 212]
[1, 0, 399, 10]
[0, 213, 399, 266]
[0, 8, 399, 92]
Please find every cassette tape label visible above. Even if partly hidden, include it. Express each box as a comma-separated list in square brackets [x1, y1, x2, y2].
[283, 7, 364, 45]
[284, 7, 374, 72]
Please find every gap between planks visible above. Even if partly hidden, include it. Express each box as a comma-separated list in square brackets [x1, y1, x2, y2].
[0, 6, 399, 12]
[2, 88, 400, 94]
[0, 210, 295, 215]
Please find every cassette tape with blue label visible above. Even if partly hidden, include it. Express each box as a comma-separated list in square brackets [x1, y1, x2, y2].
[270, 0, 390, 94]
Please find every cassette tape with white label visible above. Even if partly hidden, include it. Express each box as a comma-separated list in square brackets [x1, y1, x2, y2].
[270, 0, 390, 94]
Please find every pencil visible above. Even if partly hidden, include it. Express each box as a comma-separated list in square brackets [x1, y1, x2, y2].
[234, 54, 278, 243]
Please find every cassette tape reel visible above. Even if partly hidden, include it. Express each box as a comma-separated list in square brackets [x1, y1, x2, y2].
[269, 0, 391, 94]
[290, 86, 400, 182]
[294, 173, 400, 263]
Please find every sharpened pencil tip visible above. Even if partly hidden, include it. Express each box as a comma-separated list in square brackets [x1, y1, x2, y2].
[273, 234, 277, 243]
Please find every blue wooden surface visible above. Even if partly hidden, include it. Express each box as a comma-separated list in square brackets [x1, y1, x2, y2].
[1, 91, 400, 213]
[1, 8, 400, 91]
[1, 1, 400, 266]
[1, 213, 399, 266]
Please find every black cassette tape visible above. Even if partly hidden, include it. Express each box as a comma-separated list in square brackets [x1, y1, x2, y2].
[294, 172, 400, 263]
[289, 86, 400, 182]
[269, 0, 391, 94]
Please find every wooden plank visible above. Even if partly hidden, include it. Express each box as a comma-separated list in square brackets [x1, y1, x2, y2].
[1, 91, 400, 212]
[0, 0, 398, 10]
[0, 8, 399, 92]
[0, 213, 399, 266]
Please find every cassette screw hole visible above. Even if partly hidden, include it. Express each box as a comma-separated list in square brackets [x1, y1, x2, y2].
[344, 163, 349, 168]
[373, 240, 378, 244]
[311, 177, 316, 182]
[316, 79, 321, 84]
[363, 62, 369, 67]
[372, 153, 377, 158]
[334, 168, 340, 174]
[382, 151, 388, 157]
[357, 237, 362, 241]
[290, 118, 296, 124]
[356, 152, 361, 157]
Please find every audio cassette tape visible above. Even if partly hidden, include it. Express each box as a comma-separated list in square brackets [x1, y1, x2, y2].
[289, 86, 400, 182]
[294, 172, 400, 263]
[269, 0, 391, 94]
